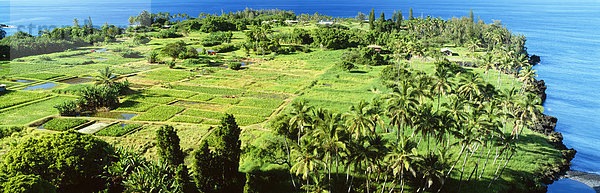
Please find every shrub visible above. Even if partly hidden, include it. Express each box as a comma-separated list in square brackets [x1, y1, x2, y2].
[229, 62, 242, 70]
[54, 100, 79, 116]
[121, 50, 142, 58]
[2, 174, 57, 193]
[182, 58, 210, 67]
[337, 60, 355, 71]
[0, 126, 23, 139]
[155, 29, 183, 38]
[179, 46, 199, 59]
[95, 123, 141, 137]
[166, 61, 176, 68]
[214, 44, 238, 53]
[147, 51, 159, 63]
[1, 130, 113, 192]
[133, 35, 151, 44]
[41, 118, 88, 131]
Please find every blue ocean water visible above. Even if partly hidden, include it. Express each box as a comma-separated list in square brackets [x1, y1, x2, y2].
[1, 0, 598, 191]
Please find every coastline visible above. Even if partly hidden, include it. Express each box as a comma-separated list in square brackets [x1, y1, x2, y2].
[527, 56, 578, 192]
[564, 170, 600, 192]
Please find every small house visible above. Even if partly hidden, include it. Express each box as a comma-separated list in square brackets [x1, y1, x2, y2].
[162, 25, 171, 29]
[285, 20, 298, 24]
[0, 84, 6, 92]
[317, 21, 334, 26]
[367, 45, 383, 52]
[440, 48, 454, 56]
[206, 50, 218, 55]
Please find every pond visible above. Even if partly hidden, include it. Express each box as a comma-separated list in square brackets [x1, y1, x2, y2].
[20, 83, 58, 91]
[241, 62, 253, 66]
[91, 112, 138, 120]
[96, 59, 108, 61]
[59, 77, 94, 84]
[95, 48, 107, 52]
[13, 79, 35, 83]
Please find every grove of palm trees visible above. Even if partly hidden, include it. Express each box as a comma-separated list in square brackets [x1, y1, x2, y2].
[0, 7, 573, 193]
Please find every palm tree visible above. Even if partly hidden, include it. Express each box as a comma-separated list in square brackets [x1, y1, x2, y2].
[311, 110, 346, 187]
[289, 100, 313, 144]
[488, 133, 517, 187]
[385, 81, 418, 142]
[344, 100, 375, 139]
[432, 63, 453, 110]
[385, 137, 418, 193]
[514, 93, 541, 138]
[290, 142, 325, 193]
[415, 152, 447, 193]
[95, 67, 117, 85]
[517, 65, 537, 93]
[480, 53, 495, 82]
[456, 72, 484, 112]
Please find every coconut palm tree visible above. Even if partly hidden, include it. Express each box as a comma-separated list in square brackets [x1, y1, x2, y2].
[415, 152, 448, 193]
[386, 137, 418, 193]
[432, 63, 454, 110]
[290, 142, 325, 193]
[385, 81, 418, 142]
[311, 110, 346, 186]
[95, 67, 117, 85]
[289, 100, 313, 144]
[518, 65, 537, 93]
[344, 100, 375, 139]
[480, 53, 495, 82]
[456, 72, 484, 112]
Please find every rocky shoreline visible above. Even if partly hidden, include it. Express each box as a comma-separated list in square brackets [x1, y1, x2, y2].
[526, 55, 577, 192]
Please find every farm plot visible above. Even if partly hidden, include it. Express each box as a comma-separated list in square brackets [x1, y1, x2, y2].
[95, 123, 142, 137]
[40, 118, 89, 131]
[131, 105, 185, 121]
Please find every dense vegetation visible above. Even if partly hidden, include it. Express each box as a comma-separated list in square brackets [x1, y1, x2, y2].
[0, 7, 568, 193]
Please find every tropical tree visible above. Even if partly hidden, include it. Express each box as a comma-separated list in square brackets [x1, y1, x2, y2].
[344, 100, 375, 139]
[289, 100, 313, 144]
[95, 67, 116, 85]
[385, 80, 418, 142]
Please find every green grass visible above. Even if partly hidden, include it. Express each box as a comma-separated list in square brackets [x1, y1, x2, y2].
[237, 98, 284, 109]
[235, 115, 266, 126]
[132, 105, 185, 121]
[181, 109, 225, 120]
[171, 85, 243, 95]
[0, 97, 76, 125]
[143, 88, 197, 98]
[95, 123, 142, 137]
[115, 100, 156, 112]
[17, 73, 63, 80]
[0, 91, 51, 109]
[226, 106, 274, 117]
[170, 115, 204, 124]
[139, 69, 196, 82]
[209, 97, 240, 105]
[41, 118, 89, 131]
[187, 93, 215, 101]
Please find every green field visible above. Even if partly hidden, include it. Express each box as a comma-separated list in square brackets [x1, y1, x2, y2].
[0, 19, 564, 193]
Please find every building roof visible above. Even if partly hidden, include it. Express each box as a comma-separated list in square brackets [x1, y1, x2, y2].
[0, 84, 5, 87]
[440, 48, 454, 53]
[317, 21, 334, 25]
[367, 45, 382, 49]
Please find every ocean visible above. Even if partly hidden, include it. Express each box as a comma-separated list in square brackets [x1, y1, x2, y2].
[1, 0, 599, 192]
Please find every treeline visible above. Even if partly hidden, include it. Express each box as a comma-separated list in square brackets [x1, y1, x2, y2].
[0, 114, 244, 193]
[243, 57, 547, 192]
[0, 17, 125, 59]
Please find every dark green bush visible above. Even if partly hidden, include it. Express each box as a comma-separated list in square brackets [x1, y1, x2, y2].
[54, 100, 79, 116]
[1, 130, 113, 192]
[229, 62, 242, 70]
